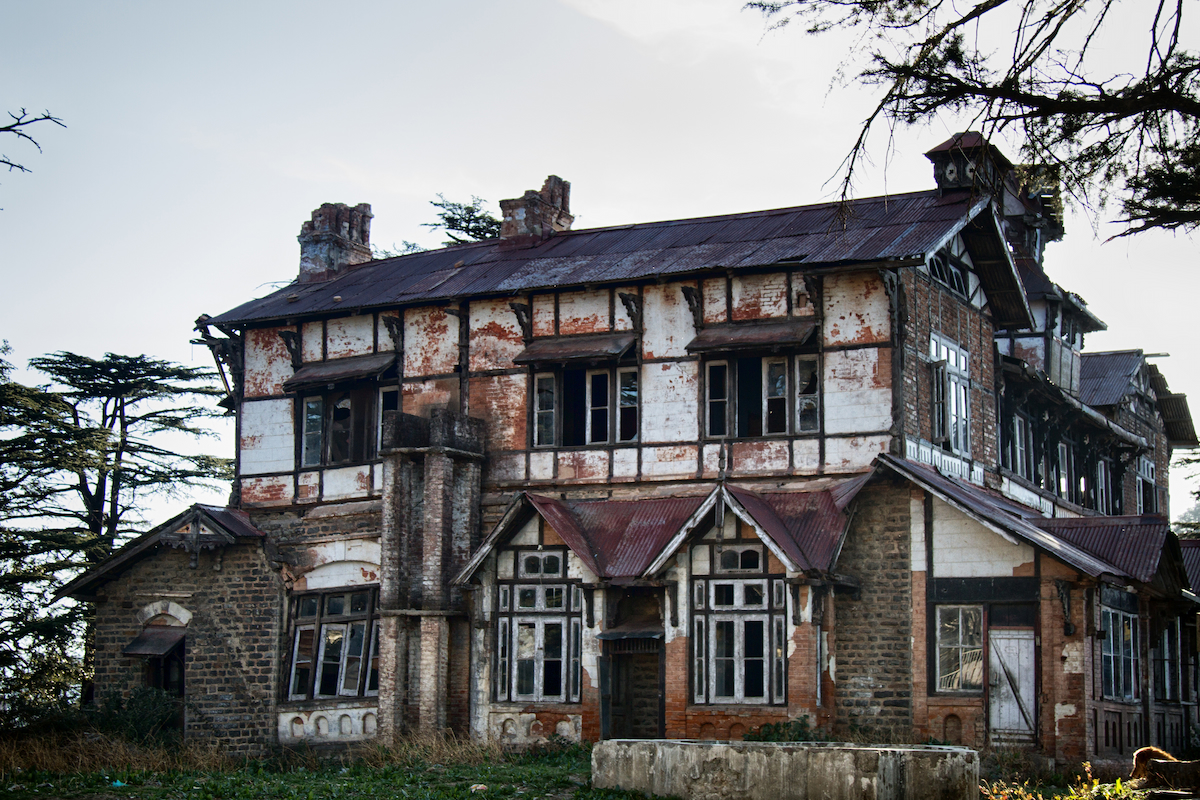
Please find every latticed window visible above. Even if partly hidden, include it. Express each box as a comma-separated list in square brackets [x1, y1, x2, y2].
[495, 549, 583, 703]
[287, 588, 379, 701]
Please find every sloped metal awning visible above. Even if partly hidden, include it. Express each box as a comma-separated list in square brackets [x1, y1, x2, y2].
[686, 318, 816, 353]
[123, 625, 186, 657]
[513, 332, 638, 366]
[597, 618, 664, 640]
[282, 352, 396, 391]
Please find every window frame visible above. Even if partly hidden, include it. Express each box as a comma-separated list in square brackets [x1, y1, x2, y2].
[495, 547, 582, 704]
[930, 335, 970, 456]
[286, 587, 380, 702]
[935, 605, 983, 694]
[704, 353, 821, 439]
[1101, 606, 1140, 702]
[691, 542, 787, 706]
[533, 366, 639, 448]
[300, 386, 380, 468]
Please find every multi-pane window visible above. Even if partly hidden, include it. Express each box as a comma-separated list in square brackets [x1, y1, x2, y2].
[533, 367, 638, 447]
[1102, 605, 1140, 701]
[495, 549, 582, 703]
[692, 542, 787, 704]
[928, 251, 970, 297]
[936, 606, 983, 692]
[1057, 442, 1079, 503]
[1095, 459, 1113, 514]
[1007, 414, 1035, 481]
[1137, 456, 1157, 514]
[287, 588, 380, 701]
[705, 355, 820, 438]
[930, 335, 970, 455]
[301, 388, 377, 467]
[1153, 618, 1181, 702]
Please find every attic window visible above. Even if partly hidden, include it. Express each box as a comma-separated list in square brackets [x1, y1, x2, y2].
[928, 252, 969, 297]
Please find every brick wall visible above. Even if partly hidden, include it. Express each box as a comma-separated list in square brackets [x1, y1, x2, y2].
[833, 479, 914, 740]
[92, 542, 283, 755]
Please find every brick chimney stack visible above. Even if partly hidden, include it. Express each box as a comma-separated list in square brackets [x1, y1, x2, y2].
[298, 202, 373, 283]
[499, 176, 572, 249]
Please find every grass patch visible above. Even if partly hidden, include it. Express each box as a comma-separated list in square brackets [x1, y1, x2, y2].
[0, 734, 645, 800]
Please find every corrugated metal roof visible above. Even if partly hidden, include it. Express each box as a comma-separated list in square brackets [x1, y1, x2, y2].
[1079, 350, 1143, 406]
[1032, 516, 1171, 585]
[686, 319, 817, 353]
[1148, 365, 1199, 447]
[877, 455, 1120, 579]
[207, 190, 1031, 331]
[564, 495, 707, 578]
[1180, 540, 1200, 591]
[513, 332, 638, 365]
[282, 352, 396, 391]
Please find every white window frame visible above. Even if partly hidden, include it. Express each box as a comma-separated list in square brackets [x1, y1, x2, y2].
[705, 355, 821, 438]
[692, 567, 786, 705]
[534, 372, 556, 447]
[1096, 459, 1113, 514]
[709, 614, 771, 703]
[536, 366, 639, 447]
[707, 361, 730, 437]
[287, 588, 379, 702]
[796, 355, 820, 433]
[930, 335, 970, 456]
[377, 385, 399, 450]
[1102, 606, 1140, 701]
[586, 369, 610, 444]
[300, 388, 378, 467]
[1137, 456, 1157, 514]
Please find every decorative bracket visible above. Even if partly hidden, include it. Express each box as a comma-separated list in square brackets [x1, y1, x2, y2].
[382, 315, 403, 353]
[277, 330, 302, 369]
[509, 302, 533, 344]
[678, 286, 702, 331]
[619, 291, 645, 332]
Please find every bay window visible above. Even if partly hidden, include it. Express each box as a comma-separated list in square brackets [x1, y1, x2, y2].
[287, 588, 380, 701]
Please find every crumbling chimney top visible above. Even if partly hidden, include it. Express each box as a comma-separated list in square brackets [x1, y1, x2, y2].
[499, 176, 573, 249]
[298, 202, 373, 283]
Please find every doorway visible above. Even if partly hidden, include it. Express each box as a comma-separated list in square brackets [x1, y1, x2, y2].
[988, 628, 1036, 744]
[608, 638, 662, 739]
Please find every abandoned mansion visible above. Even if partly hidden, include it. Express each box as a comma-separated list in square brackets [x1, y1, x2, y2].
[64, 134, 1199, 764]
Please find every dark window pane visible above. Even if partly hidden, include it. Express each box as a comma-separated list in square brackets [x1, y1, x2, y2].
[562, 369, 586, 446]
[518, 588, 536, 608]
[524, 555, 541, 575]
[517, 660, 535, 696]
[544, 623, 562, 659]
[740, 550, 759, 570]
[715, 620, 734, 658]
[720, 550, 739, 571]
[619, 405, 638, 441]
[591, 408, 608, 443]
[714, 584, 734, 606]
[745, 621, 764, 658]
[350, 592, 369, 613]
[737, 357, 762, 436]
[543, 661, 562, 696]
[744, 585, 764, 605]
[326, 595, 346, 616]
[745, 659, 764, 698]
[299, 596, 319, 617]
[545, 587, 564, 608]
[542, 555, 560, 575]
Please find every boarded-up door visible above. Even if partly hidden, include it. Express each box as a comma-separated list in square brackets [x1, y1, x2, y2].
[989, 628, 1036, 744]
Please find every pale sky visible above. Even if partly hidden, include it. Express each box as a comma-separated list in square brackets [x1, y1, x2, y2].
[4, 0, 1198, 520]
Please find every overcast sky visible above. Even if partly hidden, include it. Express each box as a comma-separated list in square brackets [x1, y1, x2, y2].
[4, 0, 1198, 520]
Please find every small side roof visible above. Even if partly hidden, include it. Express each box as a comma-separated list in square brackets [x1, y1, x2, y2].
[57, 504, 265, 601]
[1079, 350, 1145, 407]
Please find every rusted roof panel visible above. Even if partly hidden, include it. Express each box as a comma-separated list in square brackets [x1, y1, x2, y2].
[208, 190, 1025, 328]
[686, 319, 817, 353]
[1080, 350, 1143, 407]
[1032, 516, 1170, 585]
[514, 332, 638, 365]
[1159, 394, 1199, 447]
[1180, 540, 1200, 591]
[281, 352, 396, 391]
[123, 625, 186, 656]
[198, 505, 267, 539]
[526, 495, 602, 579]
[568, 496, 707, 578]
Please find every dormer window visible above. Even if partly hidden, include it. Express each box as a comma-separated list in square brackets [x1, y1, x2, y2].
[928, 252, 970, 297]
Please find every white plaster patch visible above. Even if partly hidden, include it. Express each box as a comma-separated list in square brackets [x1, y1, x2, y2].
[302, 321, 323, 362]
[613, 447, 638, 478]
[240, 399, 294, 475]
[1061, 641, 1083, 674]
[792, 437, 820, 473]
[278, 704, 378, 744]
[137, 600, 192, 626]
[529, 451, 554, 481]
[510, 516, 539, 546]
[931, 498, 1035, 577]
[824, 435, 889, 472]
[641, 361, 698, 443]
[641, 445, 698, 478]
[641, 282, 691, 360]
[910, 495, 926, 572]
[323, 465, 372, 501]
[325, 316, 374, 359]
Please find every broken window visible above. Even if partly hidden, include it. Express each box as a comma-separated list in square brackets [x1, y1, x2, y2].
[1101, 603, 1140, 701]
[927, 248, 971, 298]
[286, 588, 380, 701]
[705, 355, 820, 438]
[495, 548, 581, 703]
[533, 367, 638, 447]
[935, 605, 983, 692]
[691, 541, 787, 705]
[1006, 413, 1035, 481]
[301, 388, 378, 467]
[930, 335, 970, 456]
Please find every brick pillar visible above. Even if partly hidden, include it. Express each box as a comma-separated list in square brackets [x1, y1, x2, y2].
[377, 615, 407, 742]
[416, 615, 449, 732]
[422, 452, 453, 608]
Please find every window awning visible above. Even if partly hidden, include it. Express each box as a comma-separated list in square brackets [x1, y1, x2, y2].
[685, 318, 816, 353]
[123, 625, 186, 657]
[596, 618, 664, 640]
[513, 332, 638, 366]
[282, 352, 396, 392]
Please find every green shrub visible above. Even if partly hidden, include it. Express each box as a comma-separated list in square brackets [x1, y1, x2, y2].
[743, 715, 828, 742]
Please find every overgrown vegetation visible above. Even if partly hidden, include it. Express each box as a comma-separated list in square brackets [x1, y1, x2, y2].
[743, 715, 829, 742]
[0, 733, 624, 800]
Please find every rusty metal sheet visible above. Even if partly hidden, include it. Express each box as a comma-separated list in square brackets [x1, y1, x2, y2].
[685, 318, 816, 353]
[281, 352, 395, 391]
[1181, 540, 1200, 591]
[513, 332, 638, 365]
[570, 496, 707, 578]
[1032, 516, 1171, 585]
[725, 482, 868, 574]
[1079, 350, 1143, 406]
[208, 189, 1002, 328]
[123, 625, 186, 656]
